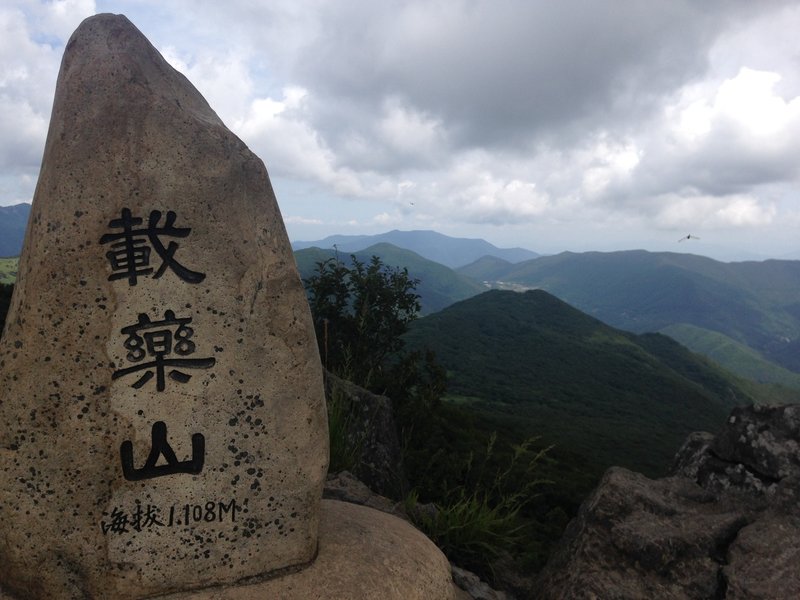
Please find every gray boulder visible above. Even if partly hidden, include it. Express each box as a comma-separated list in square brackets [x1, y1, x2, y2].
[536, 403, 800, 599]
[325, 372, 407, 497]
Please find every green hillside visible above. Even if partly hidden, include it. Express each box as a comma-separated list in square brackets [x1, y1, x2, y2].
[0, 257, 19, 284]
[404, 289, 755, 477]
[455, 255, 515, 282]
[457, 250, 800, 374]
[660, 323, 800, 392]
[294, 243, 485, 315]
[293, 246, 335, 277]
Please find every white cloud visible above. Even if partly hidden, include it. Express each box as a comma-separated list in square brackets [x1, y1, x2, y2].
[671, 68, 800, 144]
[638, 67, 800, 201]
[284, 215, 323, 225]
[372, 212, 395, 226]
[715, 196, 776, 227]
[234, 87, 369, 197]
[429, 154, 551, 225]
[159, 46, 254, 125]
[376, 97, 445, 165]
[579, 137, 642, 199]
[654, 193, 776, 229]
[0, 2, 89, 199]
[38, 0, 96, 40]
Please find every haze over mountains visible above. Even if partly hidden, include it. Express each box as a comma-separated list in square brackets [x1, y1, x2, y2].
[292, 230, 539, 268]
[294, 235, 800, 397]
[4, 206, 800, 392]
[458, 251, 800, 377]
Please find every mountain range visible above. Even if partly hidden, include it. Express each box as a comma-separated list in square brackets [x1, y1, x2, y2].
[295, 239, 800, 388]
[0, 204, 30, 257]
[4, 228, 800, 480]
[292, 229, 539, 268]
[4, 209, 800, 388]
[456, 250, 800, 376]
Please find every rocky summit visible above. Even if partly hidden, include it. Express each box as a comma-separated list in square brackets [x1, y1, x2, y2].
[535, 403, 800, 599]
[0, 13, 327, 599]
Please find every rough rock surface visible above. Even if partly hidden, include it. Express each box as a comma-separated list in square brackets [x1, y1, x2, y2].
[535, 404, 800, 599]
[0, 13, 326, 600]
[325, 373, 405, 497]
[323, 470, 404, 517]
[157, 500, 454, 600]
[0, 500, 456, 600]
[451, 566, 512, 600]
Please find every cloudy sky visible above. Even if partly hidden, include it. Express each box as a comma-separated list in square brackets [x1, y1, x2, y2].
[2, 0, 800, 260]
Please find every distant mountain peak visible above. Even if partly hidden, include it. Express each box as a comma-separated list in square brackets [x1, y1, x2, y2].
[292, 229, 538, 268]
[0, 203, 31, 257]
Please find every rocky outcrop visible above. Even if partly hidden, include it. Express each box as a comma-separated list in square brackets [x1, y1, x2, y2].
[451, 566, 513, 600]
[325, 373, 406, 497]
[536, 403, 800, 599]
[323, 470, 405, 517]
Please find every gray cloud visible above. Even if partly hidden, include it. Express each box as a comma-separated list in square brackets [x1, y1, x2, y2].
[294, 1, 777, 153]
[3, 0, 800, 259]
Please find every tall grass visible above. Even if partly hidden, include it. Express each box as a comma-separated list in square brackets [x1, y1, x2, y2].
[325, 383, 365, 473]
[405, 433, 550, 579]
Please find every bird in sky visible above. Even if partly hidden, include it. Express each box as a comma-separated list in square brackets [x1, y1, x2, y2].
[678, 234, 701, 242]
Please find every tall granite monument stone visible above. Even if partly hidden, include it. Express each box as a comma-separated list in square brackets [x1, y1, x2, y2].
[0, 14, 327, 599]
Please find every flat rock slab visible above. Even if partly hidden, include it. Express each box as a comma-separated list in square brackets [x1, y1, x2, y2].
[0, 501, 457, 599]
[157, 500, 454, 600]
[0, 13, 326, 599]
[109, 500, 456, 600]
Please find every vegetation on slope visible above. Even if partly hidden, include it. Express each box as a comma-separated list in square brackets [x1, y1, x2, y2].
[303, 255, 573, 583]
[302, 257, 762, 584]
[403, 289, 754, 477]
[661, 323, 800, 392]
[456, 250, 800, 375]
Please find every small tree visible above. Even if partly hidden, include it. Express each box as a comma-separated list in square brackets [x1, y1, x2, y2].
[304, 255, 421, 389]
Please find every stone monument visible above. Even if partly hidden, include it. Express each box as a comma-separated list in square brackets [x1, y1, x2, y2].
[0, 13, 456, 600]
[0, 13, 328, 599]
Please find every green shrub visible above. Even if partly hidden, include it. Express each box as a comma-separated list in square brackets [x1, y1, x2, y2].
[305, 255, 420, 390]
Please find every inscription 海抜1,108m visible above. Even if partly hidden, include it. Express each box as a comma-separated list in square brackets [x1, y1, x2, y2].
[101, 498, 242, 535]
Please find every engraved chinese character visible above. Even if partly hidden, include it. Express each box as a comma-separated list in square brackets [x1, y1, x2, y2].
[130, 502, 166, 531]
[121, 421, 205, 481]
[99, 208, 205, 285]
[112, 310, 215, 391]
[101, 507, 130, 534]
